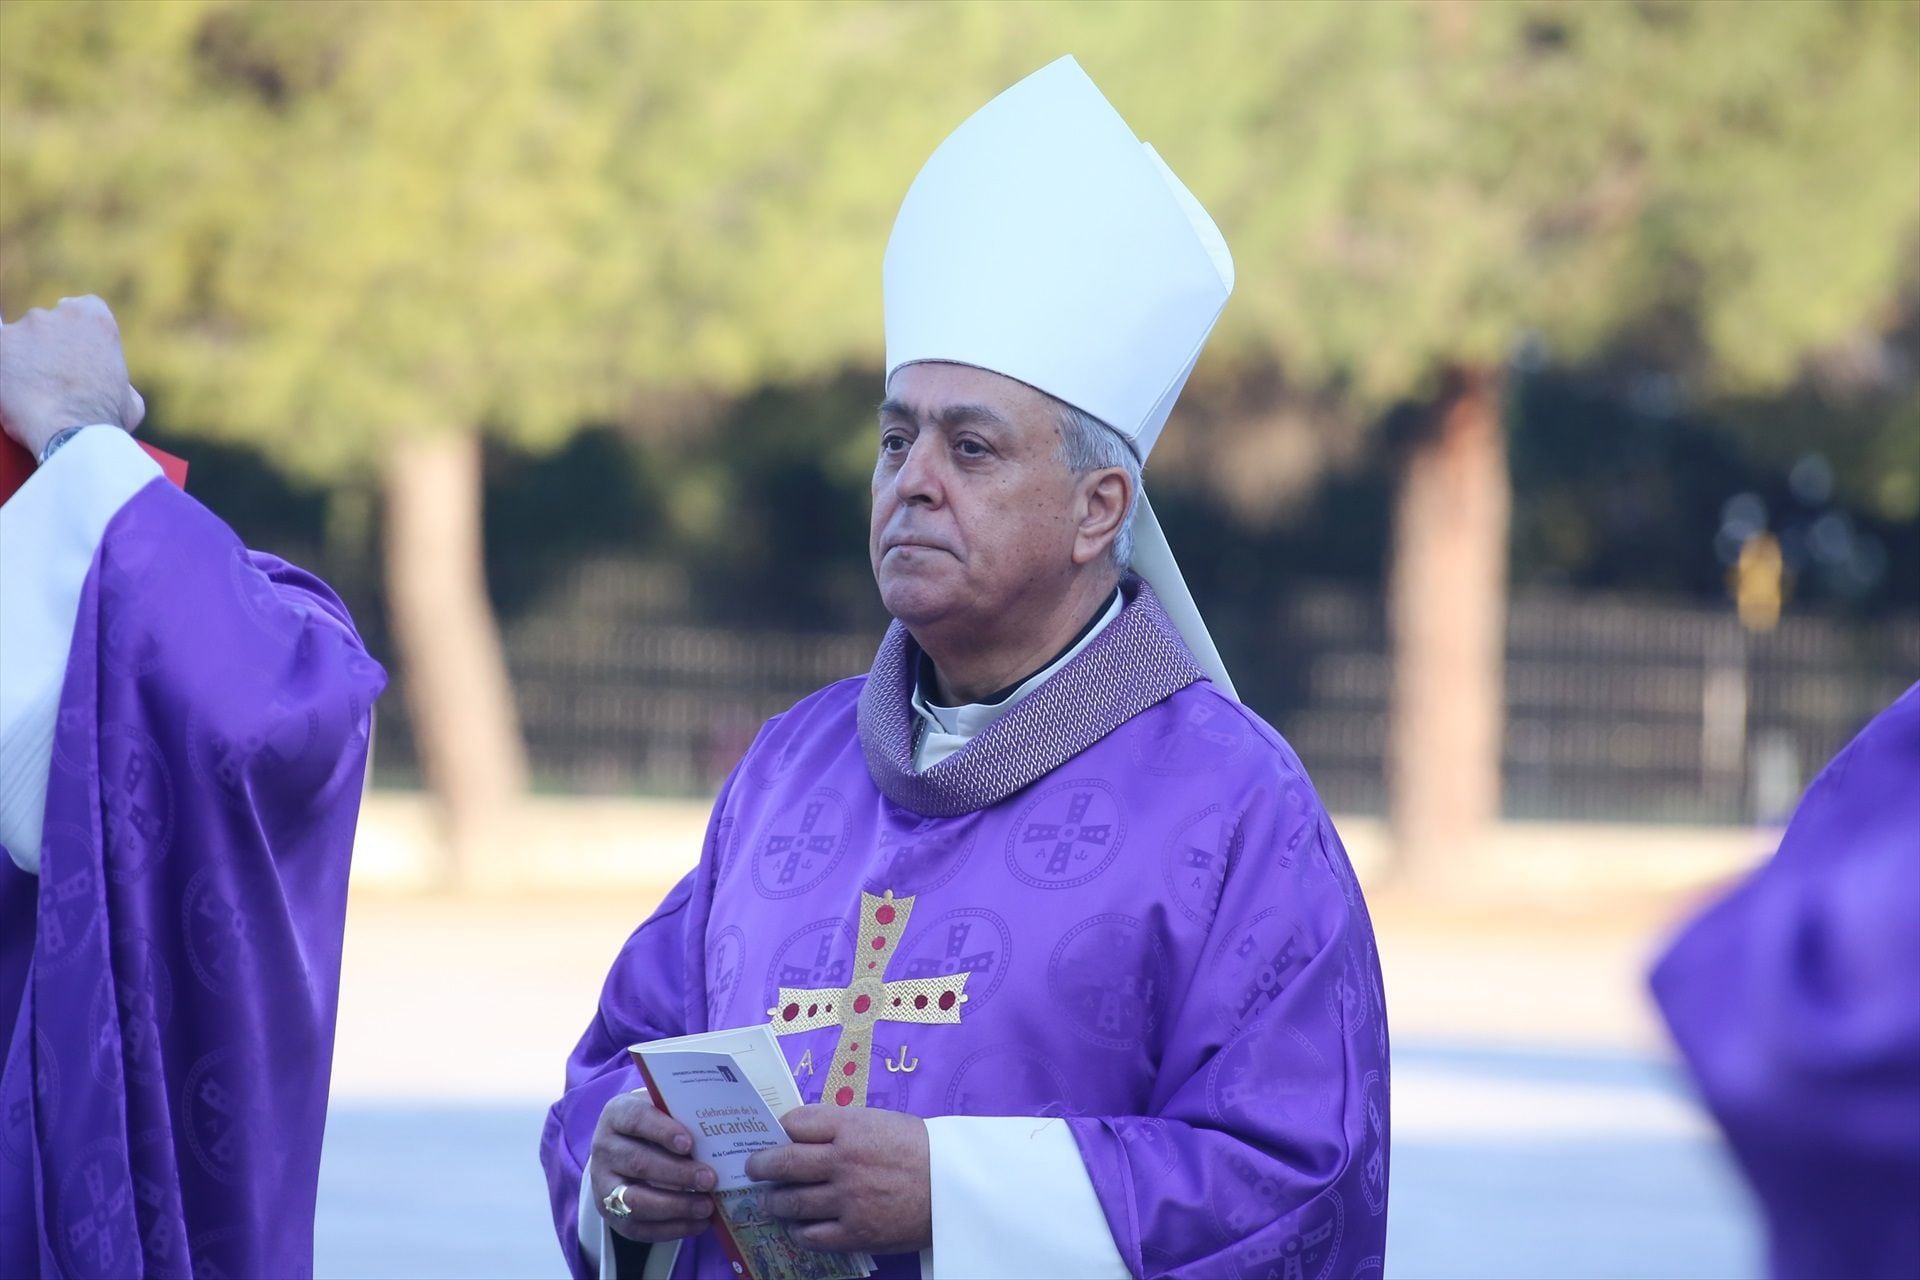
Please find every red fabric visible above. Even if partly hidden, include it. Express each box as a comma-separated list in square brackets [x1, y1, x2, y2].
[0, 434, 186, 505]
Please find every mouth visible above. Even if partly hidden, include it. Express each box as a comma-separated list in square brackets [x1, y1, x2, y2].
[884, 536, 953, 557]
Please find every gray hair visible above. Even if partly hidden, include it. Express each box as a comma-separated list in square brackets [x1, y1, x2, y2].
[1055, 402, 1142, 570]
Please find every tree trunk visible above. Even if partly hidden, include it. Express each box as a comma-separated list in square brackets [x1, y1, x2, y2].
[1386, 364, 1510, 882]
[382, 432, 528, 876]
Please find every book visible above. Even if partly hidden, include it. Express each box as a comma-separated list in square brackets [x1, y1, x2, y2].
[628, 1025, 874, 1280]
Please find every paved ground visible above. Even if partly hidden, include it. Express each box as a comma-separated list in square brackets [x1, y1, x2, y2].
[317, 875, 1765, 1279]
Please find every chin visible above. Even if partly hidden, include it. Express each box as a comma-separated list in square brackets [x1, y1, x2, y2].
[875, 569, 961, 628]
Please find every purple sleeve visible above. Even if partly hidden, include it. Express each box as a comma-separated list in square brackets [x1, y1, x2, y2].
[1651, 682, 1920, 1280]
[539, 765, 740, 1279]
[11, 477, 385, 1278]
[1067, 761, 1391, 1278]
[247, 551, 368, 647]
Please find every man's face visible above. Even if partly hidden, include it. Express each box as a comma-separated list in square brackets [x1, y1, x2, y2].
[870, 362, 1084, 634]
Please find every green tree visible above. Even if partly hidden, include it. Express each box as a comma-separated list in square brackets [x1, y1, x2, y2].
[1, 1, 636, 867]
[1205, 0, 1920, 875]
[5, 0, 1912, 878]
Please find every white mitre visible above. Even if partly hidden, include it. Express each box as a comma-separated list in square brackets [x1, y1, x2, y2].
[883, 55, 1238, 697]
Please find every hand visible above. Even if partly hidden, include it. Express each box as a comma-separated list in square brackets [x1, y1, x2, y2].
[589, 1088, 718, 1244]
[745, 1104, 932, 1255]
[0, 295, 146, 459]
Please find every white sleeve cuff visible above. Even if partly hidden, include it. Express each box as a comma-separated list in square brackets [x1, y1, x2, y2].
[577, 1158, 681, 1280]
[577, 1157, 610, 1278]
[0, 426, 159, 874]
[923, 1115, 1130, 1280]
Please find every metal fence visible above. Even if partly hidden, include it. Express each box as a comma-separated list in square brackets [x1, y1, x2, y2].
[358, 556, 1919, 823]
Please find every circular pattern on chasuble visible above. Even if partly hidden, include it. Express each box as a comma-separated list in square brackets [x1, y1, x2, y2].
[706, 926, 747, 1025]
[34, 820, 102, 973]
[863, 809, 977, 897]
[1212, 906, 1314, 1033]
[55, 1136, 141, 1276]
[748, 719, 810, 791]
[226, 544, 307, 648]
[1116, 1116, 1181, 1177]
[0, 1027, 60, 1171]
[182, 1047, 258, 1185]
[762, 917, 856, 1010]
[896, 907, 1012, 1011]
[1357, 1069, 1388, 1216]
[1161, 804, 1243, 928]
[88, 927, 173, 1089]
[97, 530, 167, 679]
[1222, 1188, 1345, 1280]
[1005, 779, 1126, 890]
[1128, 695, 1251, 776]
[1204, 1022, 1331, 1131]
[943, 1043, 1076, 1115]
[186, 689, 319, 812]
[182, 864, 252, 996]
[1047, 913, 1167, 1051]
[1324, 938, 1371, 1042]
[751, 788, 851, 899]
[187, 661, 374, 820]
[99, 722, 173, 884]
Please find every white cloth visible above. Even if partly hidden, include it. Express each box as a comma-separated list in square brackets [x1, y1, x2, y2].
[923, 1116, 1131, 1279]
[884, 55, 1232, 459]
[576, 1157, 678, 1280]
[0, 427, 158, 873]
[910, 590, 1123, 771]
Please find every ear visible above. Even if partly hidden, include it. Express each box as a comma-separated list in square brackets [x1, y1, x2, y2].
[1070, 467, 1132, 567]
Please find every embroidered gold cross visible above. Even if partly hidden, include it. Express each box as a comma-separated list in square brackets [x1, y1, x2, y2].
[767, 889, 969, 1108]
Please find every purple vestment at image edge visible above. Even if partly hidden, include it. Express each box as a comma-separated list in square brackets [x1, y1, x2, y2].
[1653, 681, 1920, 1280]
[541, 579, 1392, 1279]
[0, 477, 385, 1277]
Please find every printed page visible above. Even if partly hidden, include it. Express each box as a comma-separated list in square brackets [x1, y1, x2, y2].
[631, 1029, 872, 1280]
[638, 1024, 803, 1118]
[637, 1048, 788, 1189]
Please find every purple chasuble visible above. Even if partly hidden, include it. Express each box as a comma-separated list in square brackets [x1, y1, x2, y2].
[1652, 682, 1920, 1280]
[0, 478, 385, 1276]
[542, 580, 1391, 1279]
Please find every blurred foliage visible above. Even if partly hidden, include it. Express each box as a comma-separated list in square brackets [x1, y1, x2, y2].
[2, 0, 1915, 518]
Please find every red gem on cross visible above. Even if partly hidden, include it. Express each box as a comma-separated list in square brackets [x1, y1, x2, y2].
[843, 1062, 857, 1076]
[939, 991, 956, 1011]
[835, 1087, 854, 1106]
[782, 1003, 800, 1022]
[853, 994, 871, 1014]
[913, 994, 928, 1010]
[871, 936, 887, 950]
[875, 904, 896, 925]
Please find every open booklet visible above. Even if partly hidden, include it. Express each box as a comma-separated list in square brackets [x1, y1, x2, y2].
[629, 1025, 874, 1280]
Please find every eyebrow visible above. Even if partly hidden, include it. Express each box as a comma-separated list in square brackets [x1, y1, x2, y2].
[877, 397, 1016, 433]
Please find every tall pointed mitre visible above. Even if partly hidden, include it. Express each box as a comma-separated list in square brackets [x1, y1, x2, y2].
[883, 55, 1238, 697]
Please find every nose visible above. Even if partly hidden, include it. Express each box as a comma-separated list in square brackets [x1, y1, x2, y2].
[892, 433, 944, 508]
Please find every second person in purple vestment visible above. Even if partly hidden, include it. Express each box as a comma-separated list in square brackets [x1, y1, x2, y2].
[0, 296, 384, 1276]
[542, 58, 1391, 1280]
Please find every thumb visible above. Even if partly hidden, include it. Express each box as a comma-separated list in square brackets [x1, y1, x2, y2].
[125, 384, 145, 434]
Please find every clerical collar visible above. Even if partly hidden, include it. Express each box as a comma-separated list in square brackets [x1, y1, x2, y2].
[910, 588, 1124, 770]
